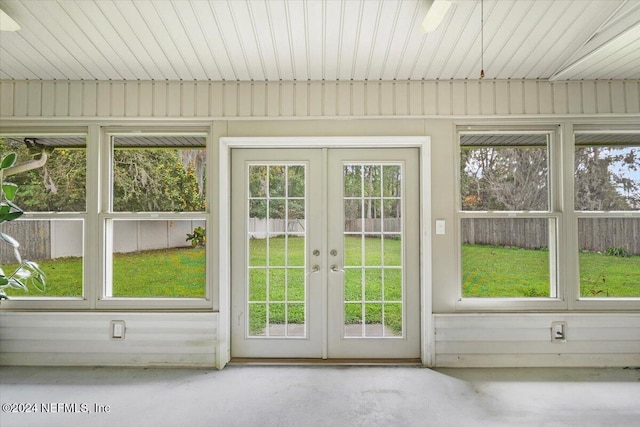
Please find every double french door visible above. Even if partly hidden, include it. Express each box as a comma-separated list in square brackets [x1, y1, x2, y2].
[231, 148, 420, 359]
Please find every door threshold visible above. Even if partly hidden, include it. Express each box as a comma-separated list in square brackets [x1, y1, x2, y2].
[229, 358, 423, 366]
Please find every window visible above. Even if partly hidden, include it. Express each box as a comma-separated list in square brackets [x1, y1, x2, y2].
[458, 132, 558, 299]
[103, 134, 208, 301]
[0, 134, 86, 300]
[574, 131, 640, 299]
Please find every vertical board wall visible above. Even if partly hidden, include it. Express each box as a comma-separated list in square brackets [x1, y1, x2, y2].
[1, 79, 639, 368]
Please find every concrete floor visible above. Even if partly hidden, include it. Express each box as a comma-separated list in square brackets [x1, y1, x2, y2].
[1, 365, 638, 427]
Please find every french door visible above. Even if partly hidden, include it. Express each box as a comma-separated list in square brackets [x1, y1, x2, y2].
[231, 148, 420, 359]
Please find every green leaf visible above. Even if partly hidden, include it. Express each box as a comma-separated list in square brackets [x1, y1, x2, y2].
[2, 182, 18, 201]
[8, 278, 26, 290]
[0, 201, 23, 223]
[31, 275, 46, 292]
[0, 276, 8, 286]
[0, 212, 23, 224]
[0, 232, 19, 248]
[4, 199, 23, 212]
[25, 261, 45, 278]
[0, 152, 17, 169]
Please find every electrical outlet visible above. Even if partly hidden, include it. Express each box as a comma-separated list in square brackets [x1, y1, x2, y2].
[110, 320, 126, 340]
[551, 321, 567, 342]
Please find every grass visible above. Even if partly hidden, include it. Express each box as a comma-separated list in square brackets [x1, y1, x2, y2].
[3, 247, 206, 298]
[247, 235, 403, 335]
[462, 245, 551, 297]
[463, 244, 640, 298]
[578, 250, 640, 298]
[5, 239, 636, 303]
[2, 256, 83, 298]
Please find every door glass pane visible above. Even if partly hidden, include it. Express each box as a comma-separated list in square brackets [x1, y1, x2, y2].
[343, 163, 404, 338]
[247, 164, 307, 338]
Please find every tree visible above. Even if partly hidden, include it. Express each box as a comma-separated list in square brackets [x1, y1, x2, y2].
[461, 146, 548, 211]
[1, 137, 206, 213]
[112, 148, 205, 212]
[574, 146, 638, 210]
[248, 165, 305, 220]
[0, 138, 86, 212]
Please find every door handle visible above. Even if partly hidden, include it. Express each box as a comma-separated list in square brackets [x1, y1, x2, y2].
[330, 265, 344, 273]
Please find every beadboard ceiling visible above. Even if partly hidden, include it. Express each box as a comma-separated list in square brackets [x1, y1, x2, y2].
[0, 0, 639, 82]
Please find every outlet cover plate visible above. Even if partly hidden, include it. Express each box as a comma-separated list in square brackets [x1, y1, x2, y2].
[551, 321, 567, 342]
[110, 320, 126, 340]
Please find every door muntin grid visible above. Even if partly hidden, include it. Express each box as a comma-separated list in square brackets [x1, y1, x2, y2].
[247, 163, 307, 338]
[342, 163, 404, 338]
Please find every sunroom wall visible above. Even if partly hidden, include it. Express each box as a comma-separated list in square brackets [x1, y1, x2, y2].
[1, 79, 638, 368]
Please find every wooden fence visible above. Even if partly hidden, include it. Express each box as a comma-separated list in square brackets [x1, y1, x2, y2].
[577, 217, 640, 255]
[463, 217, 640, 255]
[0, 221, 50, 263]
[344, 218, 402, 234]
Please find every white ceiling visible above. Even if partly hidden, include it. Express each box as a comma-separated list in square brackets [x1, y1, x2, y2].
[0, 0, 639, 82]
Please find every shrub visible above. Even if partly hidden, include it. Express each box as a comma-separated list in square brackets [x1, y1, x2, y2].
[605, 247, 630, 258]
[186, 226, 206, 248]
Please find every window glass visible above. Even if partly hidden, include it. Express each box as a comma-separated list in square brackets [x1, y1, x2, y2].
[461, 218, 554, 298]
[0, 219, 83, 298]
[574, 132, 640, 300]
[460, 134, 549, 211]
[1, 135, 86, 299]
[578, 218, 640, 298]
[112, 136, 206, 212]
[108, 219, 206, 298]
[459, 132, 555, 300]
[574, 134, 640, 211]
[1, 136, 86, 212]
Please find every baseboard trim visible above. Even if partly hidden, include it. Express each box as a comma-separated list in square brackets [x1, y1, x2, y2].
[228, 358, 423, 366]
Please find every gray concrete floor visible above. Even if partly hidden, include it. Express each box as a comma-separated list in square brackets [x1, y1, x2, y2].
[1, 365, 638, 427]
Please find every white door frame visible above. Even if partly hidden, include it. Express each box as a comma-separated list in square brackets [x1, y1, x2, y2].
[217, 137, 432, 368]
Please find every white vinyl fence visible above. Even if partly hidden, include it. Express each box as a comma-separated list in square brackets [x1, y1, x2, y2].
[0, 220, 205, 263]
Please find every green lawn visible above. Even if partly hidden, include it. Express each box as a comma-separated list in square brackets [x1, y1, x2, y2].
[3, 247, 205, 298]
[578, 250, 640, 297]
[4, 240, 636, 303]
[248, 235, 403, 335]
[462, 244, 639, 298]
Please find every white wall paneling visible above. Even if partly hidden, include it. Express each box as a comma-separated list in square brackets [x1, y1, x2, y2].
[435, 313, 640, 367]
[1, 85, 638, 368]
[1, 80, 639, 119]
[0, 312, 217, 367]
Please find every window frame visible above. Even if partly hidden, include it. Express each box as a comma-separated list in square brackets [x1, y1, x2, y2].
[96, 128, 213, 310]
[0, 129, 90, 310]
[0, 126, 215, 311]
[454, 126, 567, 311]
[571, 125, 640, 310]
